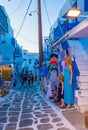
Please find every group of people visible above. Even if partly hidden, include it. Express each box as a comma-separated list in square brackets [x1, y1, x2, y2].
[20, 70, 34, 86]
[40, 56, 74, 110]
[12, 69, 34, 88]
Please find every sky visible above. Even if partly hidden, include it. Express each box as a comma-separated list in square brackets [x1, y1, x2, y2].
[0, 0, 67, 53]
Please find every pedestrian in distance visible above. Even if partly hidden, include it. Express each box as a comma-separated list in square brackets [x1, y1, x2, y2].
[28, 74, 30, 86]
[30, 72, 34, 86]
[23, 71, 28, 86]
[40, 62, 48, 92]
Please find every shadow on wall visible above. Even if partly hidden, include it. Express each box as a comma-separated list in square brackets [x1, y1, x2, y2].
[80, 38, 88, 54]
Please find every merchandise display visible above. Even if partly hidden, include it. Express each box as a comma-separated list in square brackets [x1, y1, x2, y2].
[0, 65, 12, 97]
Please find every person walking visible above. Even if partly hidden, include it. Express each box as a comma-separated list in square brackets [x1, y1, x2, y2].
[30, 72, 34, 86]
[23, 71, 28, 86]
[28, 73, 30, 86]
[40, 62, 48, 92]
[20, 68, 24, 86]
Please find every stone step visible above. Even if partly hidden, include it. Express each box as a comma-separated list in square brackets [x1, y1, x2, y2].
[75, 89, 88, 97]
[75, 51, 86, 55]
[75, 90, 80, 97]
[77, 65, 88, 69]
[79, 83, 88, 90]
[78, 67, 88, 73]
[75, 96, 88, 107]
[76, 56, 88, 60]
[80, 76, 88, 82]
[80, 72, 88, 76]
[77, 62, 88, 65]
[78, 104, 88, 113]
[69, 40, 88, 113]
[76, 59, 88, 63]
[79, 69, 88, 73]
[76, 64, 88, 69]
[79, 69, 88, 74]
[75, 54, 87, 59]
[75, 54, 88, 59]
[79, 76, 88, 83]
[80, 81, 88, 86]
[80, 68, 88, 71]
[76, 57, 88, 60]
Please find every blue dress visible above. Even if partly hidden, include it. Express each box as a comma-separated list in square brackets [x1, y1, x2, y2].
[64, 66, 74, 105]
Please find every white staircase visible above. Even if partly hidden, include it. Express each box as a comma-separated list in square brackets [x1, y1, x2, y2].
[68, 40, 88, 113]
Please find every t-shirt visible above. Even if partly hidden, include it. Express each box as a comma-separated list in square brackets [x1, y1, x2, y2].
[40, 66, 48, 77]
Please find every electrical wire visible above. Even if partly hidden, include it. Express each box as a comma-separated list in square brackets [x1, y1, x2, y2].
[43, 0, 51, 27]
[15, 0, 32, 39]
[9, 0, 25, 16]
[14, 30, 38, 44]
[17, 37, 38, 53]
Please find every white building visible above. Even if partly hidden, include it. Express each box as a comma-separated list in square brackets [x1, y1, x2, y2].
[22, 49, 39, 75]
[49, 0, 88, 112]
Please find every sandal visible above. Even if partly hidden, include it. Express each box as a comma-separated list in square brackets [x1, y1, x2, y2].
[59, 105, 65, 108]
[66, 105, 71, 110]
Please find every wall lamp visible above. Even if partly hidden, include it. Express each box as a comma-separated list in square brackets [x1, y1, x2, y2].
[66, 8, 88, 18]
[66, 8, 81, 18]
[28, 10, 37, 16]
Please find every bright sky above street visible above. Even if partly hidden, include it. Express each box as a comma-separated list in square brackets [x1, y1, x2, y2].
[0, 0, 67, 53]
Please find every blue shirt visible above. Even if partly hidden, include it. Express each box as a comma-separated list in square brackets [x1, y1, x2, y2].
[40, 66, 48, 77]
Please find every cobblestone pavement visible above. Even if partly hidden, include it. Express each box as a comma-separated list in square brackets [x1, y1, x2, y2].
[0, 84, 76, 130]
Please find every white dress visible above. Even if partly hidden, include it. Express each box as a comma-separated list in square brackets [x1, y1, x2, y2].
[46, 82, 52, 98]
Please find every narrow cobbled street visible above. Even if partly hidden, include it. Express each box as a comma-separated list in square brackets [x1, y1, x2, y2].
[0, 84, 76, 130]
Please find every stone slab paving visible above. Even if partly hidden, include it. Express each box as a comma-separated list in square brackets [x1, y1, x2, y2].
[0, 85, 76, 130]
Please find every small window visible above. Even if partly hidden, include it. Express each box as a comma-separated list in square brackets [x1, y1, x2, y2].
[29, 59, 31, 64]
[84, 0, 88, 11]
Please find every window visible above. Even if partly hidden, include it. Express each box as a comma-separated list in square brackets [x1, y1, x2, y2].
[29, 59, 31, 64]
[84, 0, 88, 11]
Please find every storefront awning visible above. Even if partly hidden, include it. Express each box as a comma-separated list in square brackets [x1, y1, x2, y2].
[68, 18, 88, 39]
[51, 18, 88, 49]
[51, 33, 69, 49]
